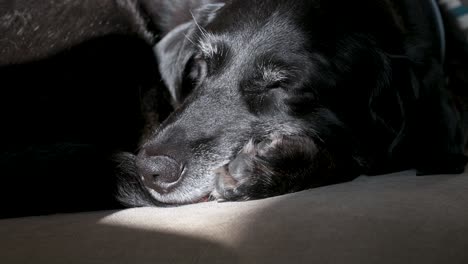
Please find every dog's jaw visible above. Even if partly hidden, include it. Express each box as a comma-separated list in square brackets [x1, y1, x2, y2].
[143, 158, 232, 205]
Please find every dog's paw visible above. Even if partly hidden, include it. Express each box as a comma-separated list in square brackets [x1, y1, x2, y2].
[211, 135, 328, 201]
[211, 140, 263, 201]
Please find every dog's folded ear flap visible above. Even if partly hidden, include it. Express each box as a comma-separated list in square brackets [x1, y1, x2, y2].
[192, 3, 226, 26]
[153, 3, 225, 105]
[134, 1, 225, 36]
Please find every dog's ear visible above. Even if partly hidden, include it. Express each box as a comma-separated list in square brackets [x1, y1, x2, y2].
[371, 56, 467, 174]
[154, 21, 195, 105]
[154, 3, 225, 105]
[408, 61, 467, 175]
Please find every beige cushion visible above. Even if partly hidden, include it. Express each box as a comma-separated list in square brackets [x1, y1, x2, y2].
[1, 169, 468, 264]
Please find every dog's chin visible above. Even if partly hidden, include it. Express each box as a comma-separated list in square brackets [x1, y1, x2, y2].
[142, 160, 236, 205]
[117, 178, 215, 207]
[145, 187, 215, 205]
[143, 168, 223, 205]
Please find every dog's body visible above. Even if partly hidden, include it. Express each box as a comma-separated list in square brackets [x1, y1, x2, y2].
[1, 0, 468, 215]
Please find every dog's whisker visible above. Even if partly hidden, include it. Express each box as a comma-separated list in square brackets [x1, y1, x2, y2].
[190, 10, 209, 39]
[183, 33, 196, 46]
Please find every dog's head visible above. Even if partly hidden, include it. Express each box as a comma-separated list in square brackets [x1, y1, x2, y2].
[117, 0, 467, 206]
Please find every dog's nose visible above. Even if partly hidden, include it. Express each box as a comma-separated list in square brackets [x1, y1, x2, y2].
[136, 155, 183, 191]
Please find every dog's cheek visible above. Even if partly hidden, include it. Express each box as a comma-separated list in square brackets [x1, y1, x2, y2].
[242, 88, 291, 116]
[285, 92, 317, 116]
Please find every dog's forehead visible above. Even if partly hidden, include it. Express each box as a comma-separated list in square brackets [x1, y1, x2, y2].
[199, 12, 308, 57]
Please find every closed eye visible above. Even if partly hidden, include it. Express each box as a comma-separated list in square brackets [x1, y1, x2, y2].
[180, 56, 208, 100]
[193, 56, 208, 82]
[265, 80, 285, 90]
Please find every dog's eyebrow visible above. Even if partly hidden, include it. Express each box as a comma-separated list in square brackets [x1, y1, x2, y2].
[198, 39, 218, 58]
[261, 65, 289, 83]
[258, 61, 290, 84]
[197, 37, 228, 59]
[197, 37, 231, 72]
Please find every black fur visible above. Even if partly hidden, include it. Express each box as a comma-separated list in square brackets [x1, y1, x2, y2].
[118, 0, 468, 205]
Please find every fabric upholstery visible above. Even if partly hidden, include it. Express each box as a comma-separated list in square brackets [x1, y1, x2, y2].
[1, 169, 468, 264]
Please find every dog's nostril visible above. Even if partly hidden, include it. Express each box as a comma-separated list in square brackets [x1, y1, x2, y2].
[151, 174, 160, 183]
[137, 155, 183, 190]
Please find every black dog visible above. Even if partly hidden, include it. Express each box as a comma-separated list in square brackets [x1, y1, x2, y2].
[117, 0, 468, 206]
[2, 0, 468, 216]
